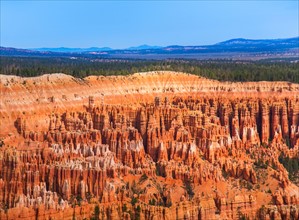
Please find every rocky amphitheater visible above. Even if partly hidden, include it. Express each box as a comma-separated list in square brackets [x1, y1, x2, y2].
[0, 71, 298, 220]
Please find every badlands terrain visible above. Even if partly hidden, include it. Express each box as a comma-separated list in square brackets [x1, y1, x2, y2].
[0, 71, 299, 220]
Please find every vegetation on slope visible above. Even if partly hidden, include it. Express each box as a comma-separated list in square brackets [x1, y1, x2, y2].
[1, 56, 299, 83]
[279, 153, 299, 183]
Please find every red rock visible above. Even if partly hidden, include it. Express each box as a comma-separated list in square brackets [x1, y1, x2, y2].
[0, 72, 298, 219]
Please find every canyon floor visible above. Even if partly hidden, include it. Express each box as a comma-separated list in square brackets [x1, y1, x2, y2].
[0, 71, 298, 220]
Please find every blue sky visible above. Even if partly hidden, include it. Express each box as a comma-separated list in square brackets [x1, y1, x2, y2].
[1, 1, 298, 48]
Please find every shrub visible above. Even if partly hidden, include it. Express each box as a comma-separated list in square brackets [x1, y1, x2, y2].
[139, 173, 148, 183]
[184, 180, 195, 199]
[131, 197, 138, 206]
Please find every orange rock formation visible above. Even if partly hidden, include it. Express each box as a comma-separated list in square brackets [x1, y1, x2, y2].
[0, 71, 298, 220]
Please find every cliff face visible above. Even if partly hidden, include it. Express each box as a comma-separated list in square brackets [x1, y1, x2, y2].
[0, 71, 299, 220]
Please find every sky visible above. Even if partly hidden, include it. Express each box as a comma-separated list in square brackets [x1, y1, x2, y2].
[1, 1, 298, 49]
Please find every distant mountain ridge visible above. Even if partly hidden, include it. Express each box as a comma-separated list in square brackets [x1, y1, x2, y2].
[29, 45, 162, 53]
[31, 47, 112, 53]
[126, 44, 163, 50]
[1, 37, 298, 59]
[160, 37, 299, 52]
[217, 37, 299, 45]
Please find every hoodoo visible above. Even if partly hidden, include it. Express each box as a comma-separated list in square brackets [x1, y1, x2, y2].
[0, 71, 298, 220]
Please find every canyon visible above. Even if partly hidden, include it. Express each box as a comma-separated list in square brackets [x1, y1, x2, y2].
[0, 71, 299, 220]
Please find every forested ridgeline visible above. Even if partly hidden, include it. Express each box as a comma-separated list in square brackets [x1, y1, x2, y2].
[1, 56, 299, 83]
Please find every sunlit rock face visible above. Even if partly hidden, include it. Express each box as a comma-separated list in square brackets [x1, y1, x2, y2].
[0, 71, 299, 220]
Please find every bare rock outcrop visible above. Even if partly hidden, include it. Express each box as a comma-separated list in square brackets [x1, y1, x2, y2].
[0, 72, 298, 219]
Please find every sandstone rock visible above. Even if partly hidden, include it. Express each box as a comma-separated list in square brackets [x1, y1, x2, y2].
[0, 72, 298, 219]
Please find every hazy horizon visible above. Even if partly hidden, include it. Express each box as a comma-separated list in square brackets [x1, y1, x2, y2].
[1, 1, 298, 48]
[23, 36, 299, 50]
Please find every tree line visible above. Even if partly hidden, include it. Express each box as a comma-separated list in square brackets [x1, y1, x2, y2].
[1, 56, 298, 83]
